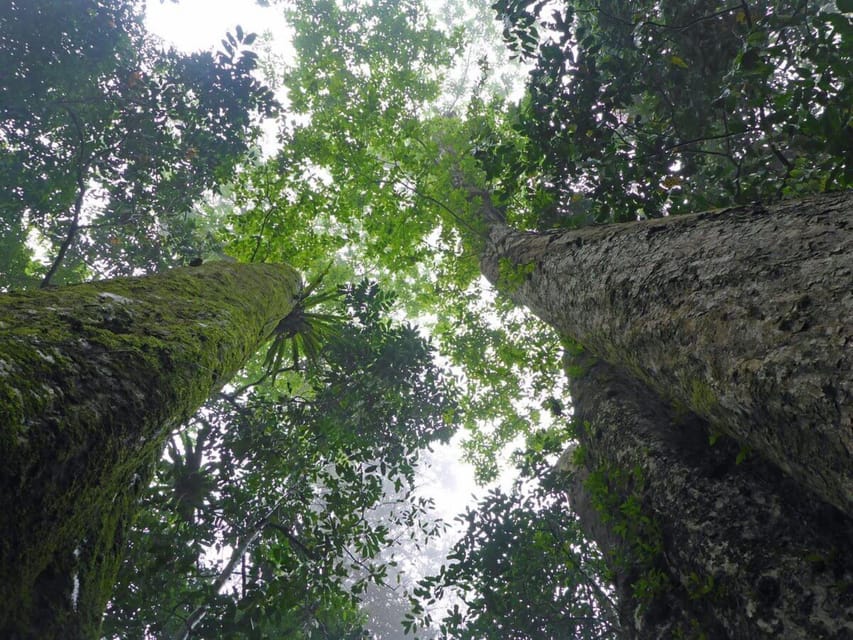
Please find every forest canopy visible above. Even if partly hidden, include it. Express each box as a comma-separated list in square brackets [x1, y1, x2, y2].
[0, 0, 850, 638]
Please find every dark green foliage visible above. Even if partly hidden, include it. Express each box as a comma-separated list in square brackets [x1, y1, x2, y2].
[0, 0, 277, 287]
[103, 282, 459, 639]
[407, 426, 618, 639]
[488, 0, 851, 227]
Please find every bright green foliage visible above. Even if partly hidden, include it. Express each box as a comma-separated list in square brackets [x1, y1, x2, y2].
[432, 286, 568, 481]
[222, 0, 463, 277]
[496, 256, 535, 292]
[490, 0, 851, 226]
[103, 281, 459, 639]
[218, 0, 569, 483]
[0, 0, 277, 287]
[582, 463, 668, 606]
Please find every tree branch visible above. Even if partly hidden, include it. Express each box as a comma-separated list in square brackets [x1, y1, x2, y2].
[179, 498, 286, 640]
[41, 107, 88, 288]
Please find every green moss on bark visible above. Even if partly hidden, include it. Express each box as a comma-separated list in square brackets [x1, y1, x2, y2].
[0, 262, 300, 639]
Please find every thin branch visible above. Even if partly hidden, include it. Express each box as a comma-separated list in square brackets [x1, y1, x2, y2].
[264, 522, 317, 559]
[398, 179, 484, 240]
[179, 498, 286, 640]
[738, 0, 754, 29]
[595, 4, 744, 33]
[249, 172, 279, 263]
[41, 107, 88, 288]
[249, 208, 274, 263]
[640, 130, 752, 161]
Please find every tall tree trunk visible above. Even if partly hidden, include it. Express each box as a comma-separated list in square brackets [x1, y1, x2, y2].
[479, 190, 853, 638]
[0, 262, 300, 639]
[560, 353, 853, 638]
[481, 191, 852, 517]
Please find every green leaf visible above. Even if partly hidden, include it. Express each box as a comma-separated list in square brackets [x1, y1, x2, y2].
[668, 55, 688, 69]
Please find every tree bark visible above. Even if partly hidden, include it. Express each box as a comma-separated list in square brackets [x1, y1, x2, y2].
[481, 191, 853, 517]
[559, 354, 853, 639]
[479, 190, 853, 638]
[0, 262, 300, 639]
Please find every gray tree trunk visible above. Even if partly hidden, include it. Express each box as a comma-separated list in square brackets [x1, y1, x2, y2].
[481, 191, 852, 517]
[480, 190, 853, 638]
[560, 354, 853, 638]
[0, 262, 300, 639]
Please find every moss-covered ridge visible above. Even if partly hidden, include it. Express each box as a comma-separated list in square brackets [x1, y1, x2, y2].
[0, 261, 300, 638]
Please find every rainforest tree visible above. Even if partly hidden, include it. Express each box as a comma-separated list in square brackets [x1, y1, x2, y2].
[1, 0, 851, 638]
[0, 261, 300, 637]
[0, 0, 277, 289]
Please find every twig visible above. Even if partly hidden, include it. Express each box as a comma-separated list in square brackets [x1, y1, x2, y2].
[222, 364, 299, 399]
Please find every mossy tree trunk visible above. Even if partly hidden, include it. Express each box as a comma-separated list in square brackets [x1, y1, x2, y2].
[0, 262, 300, 639]
[480, 191, 853, 637]
[561, 355, 853, 638]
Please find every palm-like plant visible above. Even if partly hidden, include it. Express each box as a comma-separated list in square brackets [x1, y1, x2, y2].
[264, 264, 344, 377]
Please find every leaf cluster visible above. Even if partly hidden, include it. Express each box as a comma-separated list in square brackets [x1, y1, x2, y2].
[489, 0, 851, 228]
[264, 264, 345, 377]
[406, 428, 619, 640]
[0, 0, 278, 287]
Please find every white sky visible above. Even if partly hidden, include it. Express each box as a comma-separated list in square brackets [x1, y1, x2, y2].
[145, 0, 290, 53]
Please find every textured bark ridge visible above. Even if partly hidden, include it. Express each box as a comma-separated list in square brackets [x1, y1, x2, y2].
[482, 191, 853, 517]
[0, 262, 300, 639]
[561, 355, 853, 639]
